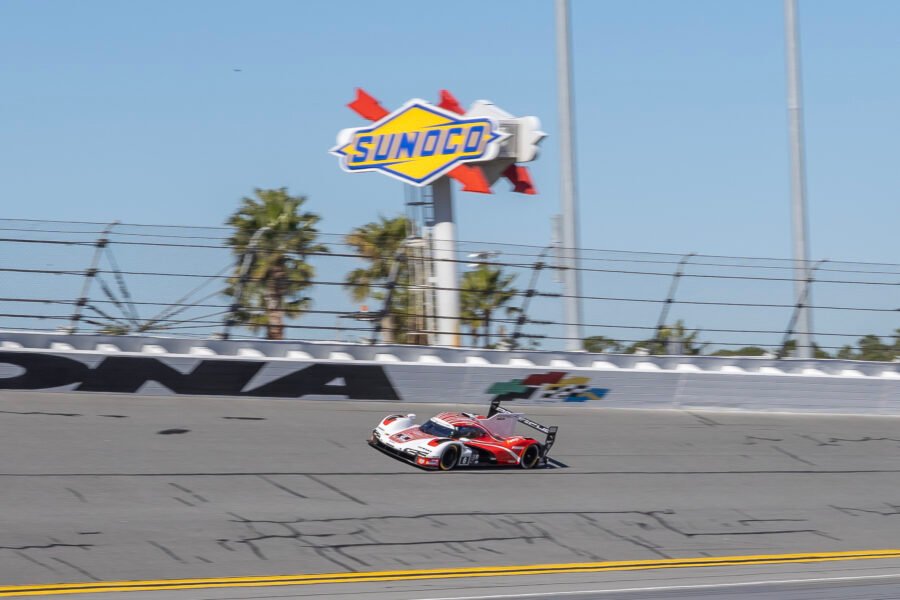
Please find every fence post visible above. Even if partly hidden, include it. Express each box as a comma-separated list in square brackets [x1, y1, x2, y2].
[777, 258, 827, 358]
[67, 221, 118, 333]
[652, 252, 695, 353]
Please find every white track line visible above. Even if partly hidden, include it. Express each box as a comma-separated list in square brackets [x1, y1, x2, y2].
[413, 571, 900, 600]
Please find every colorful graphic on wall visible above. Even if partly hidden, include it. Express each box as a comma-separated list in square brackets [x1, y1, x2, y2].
[486, 371, 609, 403]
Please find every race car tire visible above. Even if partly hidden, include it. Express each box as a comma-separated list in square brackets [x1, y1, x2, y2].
[438, 444, 460, 471]
[519, 444, 541, 469]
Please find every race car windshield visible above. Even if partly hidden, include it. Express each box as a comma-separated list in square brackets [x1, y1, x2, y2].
[419, 419, 454, 437]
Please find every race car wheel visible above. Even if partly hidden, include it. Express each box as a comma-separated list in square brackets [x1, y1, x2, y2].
[519, 444, 541, 469]
[438, 445, 460, 471]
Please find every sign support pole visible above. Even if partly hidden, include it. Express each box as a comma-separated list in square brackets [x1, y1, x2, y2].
[431, 176, 460, 347]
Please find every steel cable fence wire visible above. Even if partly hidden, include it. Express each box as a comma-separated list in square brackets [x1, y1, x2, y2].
[3, 228, 897, 276]
[1, 216, 898, 261]
[3, 219, 900, 272]
[84, 302, 132, 327]
[0, 266, 896, 313]
[1, 303, 895, 343]
[0, 238, 900, 286]
[2, 221, 895, 350]
[94, 274, 139, 327]
[146, 290, 228, 326]
[2, 245, 898, 286]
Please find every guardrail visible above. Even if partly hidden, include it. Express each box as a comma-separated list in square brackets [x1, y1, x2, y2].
[1, 331, 897, 414]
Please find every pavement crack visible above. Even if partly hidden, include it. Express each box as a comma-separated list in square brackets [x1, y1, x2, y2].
[685, 412, 720, 427]
[306, 474, 366, 505]
[228, 509, 692, 527]
[798, 434, 840, 447]
[736, 519, 806, 525]
[645, 511, 821, 538]
[310, 547, 357, 572]
[772, 445, 816, 467]
[148, 541, 187, 564]
[427, 516, 448, 527]
[14, 551, 61, 573]
[578, 514, 670, 558]
[744, 436, 783, 445]
[332, 546, 370, 568]
[811, 530, 843, 541]
[831, 504, 900, 517]
[257, 475, 307, 499]
[325, 535, 548, 550]
[169, 482, 208, 503]
[50, 557, 100, 581]
[241, 540, 268, 560]
[825, 436, 900, 445]
[0, 542, 93, 551]
[0, 409, 81, 417]
[529, 523, 599, 560]
[65, 487, 87, 502]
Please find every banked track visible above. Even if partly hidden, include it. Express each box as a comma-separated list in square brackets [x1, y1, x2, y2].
[1, 391, 899, 596]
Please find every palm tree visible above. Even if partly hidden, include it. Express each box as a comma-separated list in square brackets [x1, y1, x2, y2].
[583, 335, 622, 353]
[225, 188, 327, 340]
[461, 264, 517, 348]
[626, 319, 704, 355]
[344, 215, 412, 343]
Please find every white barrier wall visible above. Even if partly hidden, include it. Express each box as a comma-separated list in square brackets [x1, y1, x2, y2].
[0, 331, 898, 414]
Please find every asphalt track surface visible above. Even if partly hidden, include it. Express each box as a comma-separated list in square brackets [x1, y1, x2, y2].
[2, 391, 900, 598]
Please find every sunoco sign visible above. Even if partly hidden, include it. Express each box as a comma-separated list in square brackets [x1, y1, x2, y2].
[331, 99, 506, 186]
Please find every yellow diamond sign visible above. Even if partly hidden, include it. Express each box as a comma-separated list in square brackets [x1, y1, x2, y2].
[331, 99, 505, 186]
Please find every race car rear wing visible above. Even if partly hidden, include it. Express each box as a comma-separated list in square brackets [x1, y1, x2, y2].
[487, 398, 558, 459]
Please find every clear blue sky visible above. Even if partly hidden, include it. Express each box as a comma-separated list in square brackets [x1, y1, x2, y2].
[1, 0, 897, 347]
[2, 0, 898, 260]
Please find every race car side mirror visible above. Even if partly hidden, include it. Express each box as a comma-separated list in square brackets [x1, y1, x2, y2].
[406, 413, 416, 419]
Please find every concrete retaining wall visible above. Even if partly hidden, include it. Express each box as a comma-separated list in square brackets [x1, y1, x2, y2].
[1, 331, 897, 414]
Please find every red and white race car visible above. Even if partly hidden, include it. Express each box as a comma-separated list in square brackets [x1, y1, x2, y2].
[368, 399, 558, 470]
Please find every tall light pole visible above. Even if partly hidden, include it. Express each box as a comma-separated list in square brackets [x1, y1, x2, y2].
[784, 0, 814, 358]
[556, 0, 583, 351]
